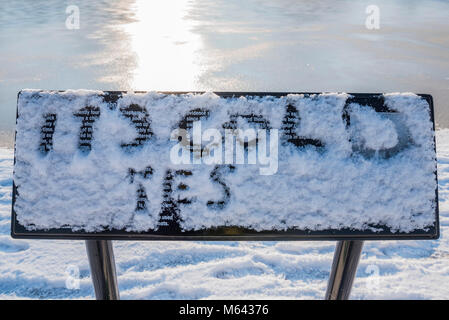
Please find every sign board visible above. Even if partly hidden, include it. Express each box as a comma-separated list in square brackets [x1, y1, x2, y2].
[11, 90, 439, 240]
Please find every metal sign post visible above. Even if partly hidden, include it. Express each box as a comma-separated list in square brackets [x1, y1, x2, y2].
[84, 239, 364, 300]
[85, 240, 120, 300]
[325, 240, 364, 300]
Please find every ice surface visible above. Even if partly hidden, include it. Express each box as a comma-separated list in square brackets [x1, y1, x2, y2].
[13, 90, 437, 233]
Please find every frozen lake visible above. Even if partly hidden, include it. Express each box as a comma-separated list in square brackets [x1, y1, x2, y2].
[1, 0, 449, 143]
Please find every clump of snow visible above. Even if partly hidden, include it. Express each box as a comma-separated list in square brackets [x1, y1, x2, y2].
[12, 90, 438, 233]
[349, 104, 398, 151]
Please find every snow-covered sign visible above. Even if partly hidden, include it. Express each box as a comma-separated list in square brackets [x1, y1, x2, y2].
[11, 90, 439, 240]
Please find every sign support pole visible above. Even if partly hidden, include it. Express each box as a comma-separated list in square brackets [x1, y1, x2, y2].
[325, 240, 364, 300]
[85, 240, 120, 300]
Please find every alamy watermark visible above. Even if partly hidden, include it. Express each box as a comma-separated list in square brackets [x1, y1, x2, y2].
[365, 5, 380, 30]
[170, 121, 279, 175]
[365, 264, 381, 293]
[65, 5, 80, 30]
[65, 264, 80, 290]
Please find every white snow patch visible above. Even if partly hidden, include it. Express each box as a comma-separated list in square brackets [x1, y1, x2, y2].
[12, 90, 437, 233]
[349, 104, 398, 151]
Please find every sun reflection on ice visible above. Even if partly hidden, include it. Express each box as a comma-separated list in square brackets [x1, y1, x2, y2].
[125, 0, 204, 91]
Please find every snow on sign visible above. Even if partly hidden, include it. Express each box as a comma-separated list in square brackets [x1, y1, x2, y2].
[11, 90, 439, 240]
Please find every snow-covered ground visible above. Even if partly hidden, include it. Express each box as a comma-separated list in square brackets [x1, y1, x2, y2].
[0, 130, 448, 299]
